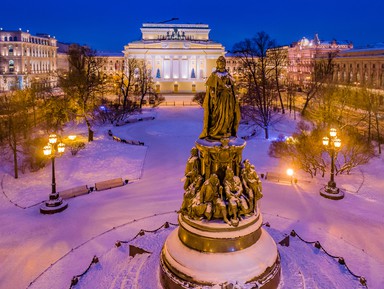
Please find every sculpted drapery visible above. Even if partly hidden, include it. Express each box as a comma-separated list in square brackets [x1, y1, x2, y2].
[199, 56, 241, 140]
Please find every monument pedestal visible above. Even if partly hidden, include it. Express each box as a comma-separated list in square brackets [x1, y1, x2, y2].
[160, 213, 280, 288]
[160, 135, 280, 288]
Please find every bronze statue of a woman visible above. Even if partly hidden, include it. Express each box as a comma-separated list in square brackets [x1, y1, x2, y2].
[199, 56, 241, 140]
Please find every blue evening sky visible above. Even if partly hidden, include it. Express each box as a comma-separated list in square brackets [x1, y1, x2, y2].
[1, 0, 383, 52]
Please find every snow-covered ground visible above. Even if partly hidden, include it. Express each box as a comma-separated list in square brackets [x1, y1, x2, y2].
[0, 107, 383, 289]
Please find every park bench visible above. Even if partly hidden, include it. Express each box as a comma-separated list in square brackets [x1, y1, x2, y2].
[60, 185, 90, 199]
[95, 177, 125, 191]
[265, 172, 295, 184]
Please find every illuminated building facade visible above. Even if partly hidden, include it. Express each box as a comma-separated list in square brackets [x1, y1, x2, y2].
[332, 44, 384, 89]
[287, 34, 352, 87]
[0, 29, 57, 91]
[124, 23, 225, 93]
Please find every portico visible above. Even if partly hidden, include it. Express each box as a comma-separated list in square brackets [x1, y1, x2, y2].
[124, 23, 225, 93]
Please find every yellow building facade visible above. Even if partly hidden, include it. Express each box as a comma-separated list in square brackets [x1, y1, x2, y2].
[124, 23, 225, 93]
[0, 29, 57, 90]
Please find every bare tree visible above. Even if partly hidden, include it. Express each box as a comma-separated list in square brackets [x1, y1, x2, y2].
[301, 51, 337, 116]
[0, 90, 32, 178]
[286, 81, 297, 119]
[134, 60, 157, 109]
[116, 58, 138, 110]
[59, 44, 106, 141]
[232, 31, 282, 139]
[349, 88, 383, 154]
[269, 122, 375, 178]
[269, 122, 326, 177]
[268, 46, 287, 114]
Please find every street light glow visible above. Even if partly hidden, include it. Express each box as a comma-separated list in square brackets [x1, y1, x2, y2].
[322, 137, 329, 146]
[49, 134, 57, 144]
[43, 145, 52, 156]
[330, 128, 337, 137]
[57, 143, 65, 153]
[40, 134, 68, 214]
[320, 128, 344, 200]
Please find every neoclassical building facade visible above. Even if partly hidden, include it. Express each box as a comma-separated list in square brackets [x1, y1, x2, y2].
[333, 45, 384, 89]
[287, 34, 352, 87]
[0, 29, 57, 91]
[124, 23, 225, 93]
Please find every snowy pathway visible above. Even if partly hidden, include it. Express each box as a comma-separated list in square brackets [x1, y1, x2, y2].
[0, 107, 383, 289]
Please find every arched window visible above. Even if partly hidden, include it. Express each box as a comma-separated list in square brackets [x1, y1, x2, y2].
[14, 36, 17, 41]
[4, 36, 7, 41]
[8, 45, 14, 55]
[134, 67, 140, 77]
[9, 60, 15, 72]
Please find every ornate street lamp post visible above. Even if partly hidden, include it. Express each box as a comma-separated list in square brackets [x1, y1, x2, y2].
[40, 134, 69, 214]
[320, 128, 344, 200]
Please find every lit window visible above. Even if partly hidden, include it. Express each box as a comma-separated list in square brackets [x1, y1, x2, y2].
[9, 60, 14, 72]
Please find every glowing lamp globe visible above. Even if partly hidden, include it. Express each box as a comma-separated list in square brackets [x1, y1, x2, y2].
[322, 137, 329, 146]
[48, 134, 57, 144]
[334, 138, 341, 148]
[57, 143, 65, 153]
[43, 145, 52, 156]
[330, 128, 337, 137]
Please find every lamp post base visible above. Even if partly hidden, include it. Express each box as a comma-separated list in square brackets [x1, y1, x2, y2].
[320, 185, 344, 200]
[40, 193, 68, 214]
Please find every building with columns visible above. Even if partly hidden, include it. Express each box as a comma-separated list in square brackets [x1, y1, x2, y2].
[124, 23, 225, 93]
[332, 44, 384, 89]
[0, 29, 58, 91]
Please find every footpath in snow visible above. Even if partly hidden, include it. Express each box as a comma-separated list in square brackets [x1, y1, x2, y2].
[0, 107, 383, 289]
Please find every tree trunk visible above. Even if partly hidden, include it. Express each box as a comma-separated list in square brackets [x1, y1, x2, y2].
[12, 131, 18, 179]
[264, 127, 269, 139]
[367, 110, 372, 143]
[375, 112, 381, 154]
[277, 90, 285, 114]
[275, 67, 285, 114]
[85, 118, 94, 142]
[13, 147, 18, 179]
[301, 95, 310, 116]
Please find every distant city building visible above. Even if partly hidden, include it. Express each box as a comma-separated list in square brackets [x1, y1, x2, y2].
[333, 44, 384, 89]
[98, 51, 124, 75]
[287, 34, 352, 87]
[0, 28, 58, 91]
[124, 23, 225, 93]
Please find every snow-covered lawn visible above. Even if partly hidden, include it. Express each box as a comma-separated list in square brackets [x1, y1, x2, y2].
[0, 107, 383, 289]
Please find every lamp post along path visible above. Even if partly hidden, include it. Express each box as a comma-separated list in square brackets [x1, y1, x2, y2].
[40, 134, 69, 214]
[320, 129, 344, 200]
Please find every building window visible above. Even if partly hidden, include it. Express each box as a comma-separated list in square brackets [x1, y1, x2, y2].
[8, 45, 14, 55]
[163, 60, 171, 79]
[14, 36, 17, 41]
[9, 60, 15, 72]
